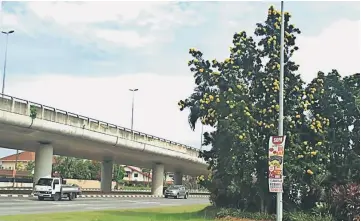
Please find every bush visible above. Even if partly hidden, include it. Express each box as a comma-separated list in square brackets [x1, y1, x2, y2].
[216, 208, 336, 221]
[284, 212, 334, 221]
[216, 208, 275, 220]
[330, 183, 360, 221]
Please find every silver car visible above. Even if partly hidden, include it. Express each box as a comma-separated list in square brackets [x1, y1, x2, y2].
[164, 185, 189, 199]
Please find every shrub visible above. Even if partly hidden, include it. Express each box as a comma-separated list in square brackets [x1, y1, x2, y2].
[216, 208, 275, 220]
[284, 212, 334, 221]
[330, 183, 360, 221]
[216, 208, 337, 221]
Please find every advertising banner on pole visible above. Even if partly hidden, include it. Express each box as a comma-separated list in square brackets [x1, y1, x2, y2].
[268, 136, 286, 193]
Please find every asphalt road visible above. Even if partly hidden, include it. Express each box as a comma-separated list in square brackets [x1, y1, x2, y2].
[0, 197, 210, 216]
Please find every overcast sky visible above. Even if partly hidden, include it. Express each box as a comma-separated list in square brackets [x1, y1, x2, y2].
[0, 1, 359, 158]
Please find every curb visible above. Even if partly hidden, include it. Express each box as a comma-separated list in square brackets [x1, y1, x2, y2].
[0, 194, 209, 198]
[0, 188, 209, 194]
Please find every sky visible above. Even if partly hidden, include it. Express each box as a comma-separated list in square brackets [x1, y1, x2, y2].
[0, 1, 359, 158]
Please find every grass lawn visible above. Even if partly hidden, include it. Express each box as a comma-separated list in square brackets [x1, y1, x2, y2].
[1, 204, 219, 221]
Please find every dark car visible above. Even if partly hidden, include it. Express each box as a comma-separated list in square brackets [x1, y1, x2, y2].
[164, 185, 189, 199]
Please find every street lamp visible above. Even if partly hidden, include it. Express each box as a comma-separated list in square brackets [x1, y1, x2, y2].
[129, 88, 138, 131]
[1, 30, 14, 95]
[1, 30, 17, 187]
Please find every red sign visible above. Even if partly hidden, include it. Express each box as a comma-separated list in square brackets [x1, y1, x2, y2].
[269, 136, 286, 193]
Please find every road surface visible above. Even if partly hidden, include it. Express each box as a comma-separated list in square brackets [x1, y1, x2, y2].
[0, 197, 210, 216]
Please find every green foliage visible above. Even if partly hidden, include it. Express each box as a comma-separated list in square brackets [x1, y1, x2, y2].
[52, 156, 101, 180]
[284, 212, 334, 221]
[113, 164, 125, 183]
[29, 105, 37, 119]
[180, 4, 360, 219]
[216, 208, 335, 221]
[216, 208, 275, 220]
[25, 161, 35, 172]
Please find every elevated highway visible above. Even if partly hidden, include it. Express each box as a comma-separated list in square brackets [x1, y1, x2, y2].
[0, 94, 208, 195]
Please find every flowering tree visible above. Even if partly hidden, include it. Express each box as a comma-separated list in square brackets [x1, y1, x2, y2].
[178, 5, 344, 212]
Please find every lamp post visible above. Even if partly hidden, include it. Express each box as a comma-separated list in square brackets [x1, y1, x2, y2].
[1, 30, 17, 187]
[276, 2, 285, 221]
[129, 88, 138, 131]
[1, 30, 14, 95]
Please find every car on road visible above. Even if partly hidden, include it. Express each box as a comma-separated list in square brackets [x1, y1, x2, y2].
[164, 185, 189, 199]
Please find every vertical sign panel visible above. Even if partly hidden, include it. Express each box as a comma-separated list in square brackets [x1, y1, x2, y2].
[268, 136, 286, 193]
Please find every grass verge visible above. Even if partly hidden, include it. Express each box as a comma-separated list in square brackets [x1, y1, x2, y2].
[1, 204, 218, 221]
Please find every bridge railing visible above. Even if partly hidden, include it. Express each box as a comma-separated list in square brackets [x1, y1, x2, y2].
[0, 94, 199, 154]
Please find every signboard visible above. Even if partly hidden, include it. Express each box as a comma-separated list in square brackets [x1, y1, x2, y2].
[268, 136, 286, 193]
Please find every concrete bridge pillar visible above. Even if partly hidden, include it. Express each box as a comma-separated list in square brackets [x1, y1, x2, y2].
[174, 171, 183, 185]
[34, 143, 53, 186]
[151, 163, 164, 196]
[101, 158, 113, 193]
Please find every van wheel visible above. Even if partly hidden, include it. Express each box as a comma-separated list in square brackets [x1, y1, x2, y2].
[38, 196, 44, 201]
[184, 193, 188, 199]
[68, 193, 75, 201]
[52, 193, 60, 201]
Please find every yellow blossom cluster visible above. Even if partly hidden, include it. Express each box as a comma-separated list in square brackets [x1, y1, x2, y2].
[238, 132, 247, 141]
[196, 175, 205, 183]
[310, 114, 329, 134]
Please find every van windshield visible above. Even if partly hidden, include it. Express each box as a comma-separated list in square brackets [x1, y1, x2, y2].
[37, 178, 53, 186]
[168, 185, 181, 190]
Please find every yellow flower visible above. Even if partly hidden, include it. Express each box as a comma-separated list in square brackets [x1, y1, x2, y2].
[228, 88, 233, 92]
[297, 155, 304, 159]
[311, 151, 317, 156]
[199, 68, 204, 73]
[239, 135, 244, 140]
[307, 169, 314, 175]
[237, 85, 242, 89]
[209, 95, 214, 101]
[216, 98, 220, 103]
[296, 114, 301, 119]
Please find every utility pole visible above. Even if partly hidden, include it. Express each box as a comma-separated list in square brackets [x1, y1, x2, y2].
[276, 2, 285, 221]
[129, 88, 138, 131]
[12, 149, 19, 187]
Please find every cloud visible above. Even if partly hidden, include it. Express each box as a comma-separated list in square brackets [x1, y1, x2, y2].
[94, 29, 156, 48]
[294, 19, 360, 82]
[21, 1, 205, 49]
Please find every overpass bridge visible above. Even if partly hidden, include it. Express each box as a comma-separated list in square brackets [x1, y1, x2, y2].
[0, 94, 208, 196]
